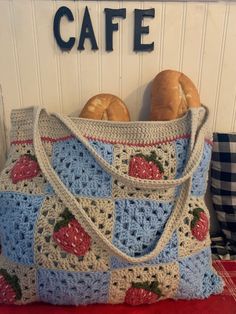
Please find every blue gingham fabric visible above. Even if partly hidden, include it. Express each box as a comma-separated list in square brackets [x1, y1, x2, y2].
[211, 133, 236, 260]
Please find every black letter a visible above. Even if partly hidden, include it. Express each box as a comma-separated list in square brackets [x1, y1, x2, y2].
[78, 6, 98, 50]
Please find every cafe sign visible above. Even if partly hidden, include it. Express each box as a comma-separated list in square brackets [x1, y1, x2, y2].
[53, 6, 156, 52]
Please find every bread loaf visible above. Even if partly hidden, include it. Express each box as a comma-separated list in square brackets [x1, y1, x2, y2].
[150, 70, 201, 121]
[79, 93, 130, 121]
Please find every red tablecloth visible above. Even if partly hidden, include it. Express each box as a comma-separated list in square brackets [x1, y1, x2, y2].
[1, 260, 235, 314]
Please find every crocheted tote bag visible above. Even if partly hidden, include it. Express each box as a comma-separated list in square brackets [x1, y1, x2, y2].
[0, 106, 223, 305]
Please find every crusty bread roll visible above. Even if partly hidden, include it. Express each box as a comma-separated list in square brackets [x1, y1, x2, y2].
[79, 93, 130, 121]
[150, 69, 201, 121]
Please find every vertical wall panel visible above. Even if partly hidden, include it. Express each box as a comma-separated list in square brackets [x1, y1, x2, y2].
[54, 0, 79, 115]
[79, 1, 100, 110]
[121, 1, 142, 121]
[215, 2, 236, 132]
[200, 2, 229, 130]
[139, 1, 163, 120]
[10, 0, 40, 106]
[0, 1, 22, 136]
[233, 95, 236, 132]
[33, 0, 60, 112]
[160, 2, 185, 70]
[100, 1, 121, 96]
[181, 2, 207, 87]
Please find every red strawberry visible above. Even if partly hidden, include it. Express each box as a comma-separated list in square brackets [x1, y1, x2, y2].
[10, 154, 40, 184]
[53, 208, 91, 257]
[125, 281, 162, 306]
[191, 208, 209, 241]
[129, 151, 164, 180]
[0, 269, 22, 304]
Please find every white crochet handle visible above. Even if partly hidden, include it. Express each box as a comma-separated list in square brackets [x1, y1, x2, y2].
[33, 107, 208, 263]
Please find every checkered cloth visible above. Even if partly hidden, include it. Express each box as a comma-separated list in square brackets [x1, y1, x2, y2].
[211, 133, 236, 260]
[211, 233, 231, 260]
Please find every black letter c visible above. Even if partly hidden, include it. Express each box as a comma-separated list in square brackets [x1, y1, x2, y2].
[53, 6, 75, 51]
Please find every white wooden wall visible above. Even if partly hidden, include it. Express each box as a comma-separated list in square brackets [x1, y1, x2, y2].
[0, 0, 236, 170]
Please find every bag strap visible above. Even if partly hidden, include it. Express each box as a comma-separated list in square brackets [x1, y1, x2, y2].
[47, 107, 208, 190]
[32, 107, 207, 263]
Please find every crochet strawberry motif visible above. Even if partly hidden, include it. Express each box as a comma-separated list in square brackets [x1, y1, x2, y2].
[129, 151, 164, 180]
[0, 269, 22, 304]
[10, 154, 40, 183]
[191, 208, 209, 241]
[53, 208, 91, 257]
[125, 281, 162, 306]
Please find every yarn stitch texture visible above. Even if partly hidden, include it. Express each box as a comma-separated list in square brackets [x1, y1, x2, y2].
[0, 107, 223, 305]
